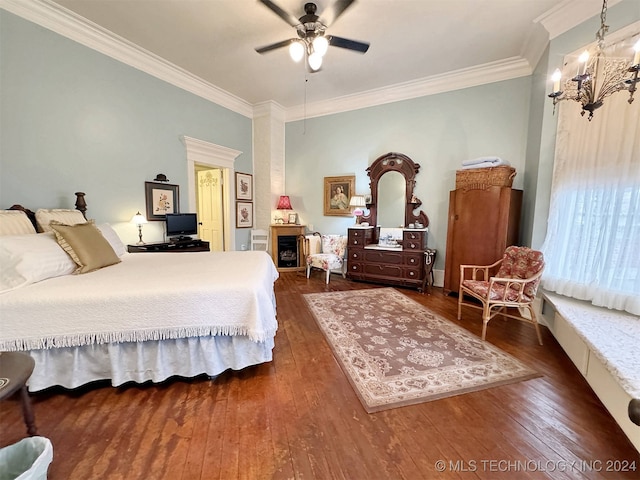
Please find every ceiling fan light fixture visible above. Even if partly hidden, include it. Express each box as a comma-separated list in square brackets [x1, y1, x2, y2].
[289, 40, 305, 62]
[308, 51, 323, 71]
[313, 35, 329, 57]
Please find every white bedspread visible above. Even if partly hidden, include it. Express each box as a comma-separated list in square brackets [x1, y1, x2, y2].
[0, 251, 279, 351]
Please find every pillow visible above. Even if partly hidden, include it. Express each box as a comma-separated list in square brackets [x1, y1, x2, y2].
[50, 220, 121, 274]
[0, 210, 37, 236]
[97, 223, 127, 258]
[0, 232, 76, 293]
[36, 209, 86, 233]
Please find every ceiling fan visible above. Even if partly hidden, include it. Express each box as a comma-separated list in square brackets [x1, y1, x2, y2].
[255, 0, 370, 72]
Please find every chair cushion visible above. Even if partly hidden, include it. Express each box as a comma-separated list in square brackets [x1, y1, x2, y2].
[462, 279, 534, 303]
[321, 235, 347, 257]
[495, 246, 544, 298]
[306, 253, 345, 271]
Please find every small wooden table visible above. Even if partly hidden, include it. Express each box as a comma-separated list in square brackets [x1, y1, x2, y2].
[0, 352, 38, 436]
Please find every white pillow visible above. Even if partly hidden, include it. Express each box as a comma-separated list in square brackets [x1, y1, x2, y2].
[0, 210, 37, 236]
[97, 223, 127, 258]
[35, 209, 86, 233]
[0, 232, 76, 293]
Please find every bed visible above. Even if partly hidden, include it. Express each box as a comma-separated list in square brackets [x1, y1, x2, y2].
[0, 199, 279, 392]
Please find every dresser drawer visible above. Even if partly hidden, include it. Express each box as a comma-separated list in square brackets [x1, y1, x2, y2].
[404, 266, 422, 281]
[363, 263, 403, 278]
[403, 230, 427, 249]
[348, 262, 364, 273]
[348, 227, 374, 246]
[404, 252, 423, 266]
[349, 250, 363, 261]
[363, 250, 403, 265]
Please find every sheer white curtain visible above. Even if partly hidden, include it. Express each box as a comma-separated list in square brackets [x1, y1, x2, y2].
[541, 86, 640, 315]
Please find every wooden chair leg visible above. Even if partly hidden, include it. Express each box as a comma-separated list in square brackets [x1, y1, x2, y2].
[481, 302, 491, 341]
[528, 306, 543, 346]
[19, 385, 38, 436]
[306, 265, 311, 279]
[457, 293, 463, 320]
[325, 269, 330, 284]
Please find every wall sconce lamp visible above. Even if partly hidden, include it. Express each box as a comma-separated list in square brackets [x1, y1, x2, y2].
[349, 195, 367, 224]
[130, 211, 148, 244]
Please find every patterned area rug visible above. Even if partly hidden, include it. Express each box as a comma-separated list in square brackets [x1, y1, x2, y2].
[304, 288, 540, 413]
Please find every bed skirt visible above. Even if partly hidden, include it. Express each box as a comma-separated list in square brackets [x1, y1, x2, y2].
[27, 334, 275, 392]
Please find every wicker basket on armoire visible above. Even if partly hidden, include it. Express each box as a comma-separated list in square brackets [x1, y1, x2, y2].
[443, 166, 521, 294]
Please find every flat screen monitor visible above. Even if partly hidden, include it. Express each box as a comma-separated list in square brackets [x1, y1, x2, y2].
[165, 213, 198, 238]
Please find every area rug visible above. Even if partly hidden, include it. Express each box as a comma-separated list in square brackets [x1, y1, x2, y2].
[304, 288, 540, 413]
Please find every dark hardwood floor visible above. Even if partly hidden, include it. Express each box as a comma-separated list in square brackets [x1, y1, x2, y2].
[1, 272, 638, 479]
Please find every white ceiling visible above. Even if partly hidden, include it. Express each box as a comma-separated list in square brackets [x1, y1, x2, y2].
[16, 0, 612, 115]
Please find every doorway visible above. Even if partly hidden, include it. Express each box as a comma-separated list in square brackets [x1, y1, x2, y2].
[196, 166, 224, 251]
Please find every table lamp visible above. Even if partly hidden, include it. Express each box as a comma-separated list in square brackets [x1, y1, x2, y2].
[276, 195, 293, 223]
[131, 211, 148, 244]
[349, 195, 367, 224]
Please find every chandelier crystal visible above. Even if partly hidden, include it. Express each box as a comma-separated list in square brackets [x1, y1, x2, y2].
[548, 0, 640, 120]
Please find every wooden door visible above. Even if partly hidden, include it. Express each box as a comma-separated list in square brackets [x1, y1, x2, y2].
[197, 169, 224, 251]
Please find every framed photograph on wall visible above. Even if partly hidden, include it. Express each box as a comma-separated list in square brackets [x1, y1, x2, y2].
[324, 175, 355, 216]
[235, 172, 253, 201]
[145, 181, 180, 221]
[236, 201, 253, 228]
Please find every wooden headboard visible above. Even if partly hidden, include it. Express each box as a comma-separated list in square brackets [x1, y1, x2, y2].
[8, 192, 87, 232]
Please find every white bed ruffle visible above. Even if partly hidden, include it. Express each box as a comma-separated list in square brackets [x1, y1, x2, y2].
[27, 334, 275, 392]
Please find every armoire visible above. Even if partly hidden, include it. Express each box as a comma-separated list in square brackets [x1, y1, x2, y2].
[443, 167, 522, 294]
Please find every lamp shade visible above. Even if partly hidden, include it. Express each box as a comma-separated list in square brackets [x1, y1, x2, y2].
[276, 195, 293, 210]
[348, 195, 366, 208]
[130, 211, 148, 225]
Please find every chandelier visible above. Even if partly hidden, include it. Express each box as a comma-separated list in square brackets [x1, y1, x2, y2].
[548, 0, 640, 120]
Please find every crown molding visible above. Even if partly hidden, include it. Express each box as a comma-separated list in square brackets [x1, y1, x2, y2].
[5, 0, 623, 123]
[535, 0, 623, 40]
[285, 57, 532, 122]
[1, 0, 254, 118]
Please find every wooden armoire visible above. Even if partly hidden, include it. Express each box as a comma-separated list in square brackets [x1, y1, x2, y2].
[443, 169, 522, 294]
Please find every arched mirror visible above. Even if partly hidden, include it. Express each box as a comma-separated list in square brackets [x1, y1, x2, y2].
[377, 171, 405, 227]
[361, 152, 429, 228]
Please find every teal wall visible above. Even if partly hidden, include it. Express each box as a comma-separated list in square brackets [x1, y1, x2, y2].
[0, 11, 253, 247]
[285, 77, 532, 270]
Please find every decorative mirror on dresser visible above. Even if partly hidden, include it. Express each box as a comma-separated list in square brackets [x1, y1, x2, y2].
[348, 152, 432, 291]
[361, 152, 429, 228]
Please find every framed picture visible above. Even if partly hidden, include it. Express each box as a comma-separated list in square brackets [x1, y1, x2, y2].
[324, 175, 355, 216]
[145, 181, 179, 221]
[236, 201, 253, 228]
[235, 172, 253, 201]
[288, 213, 298, 224]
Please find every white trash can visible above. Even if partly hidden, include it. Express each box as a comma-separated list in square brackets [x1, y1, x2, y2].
[0, 437, 53, 480]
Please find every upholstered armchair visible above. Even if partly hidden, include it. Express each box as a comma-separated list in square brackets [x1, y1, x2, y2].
[306, 234, 348, 284]
[457, 246, 545, 345]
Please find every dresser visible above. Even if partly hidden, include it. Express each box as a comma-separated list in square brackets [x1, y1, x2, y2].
[347, 226, 428, 290]
[443, 185, 522, 294]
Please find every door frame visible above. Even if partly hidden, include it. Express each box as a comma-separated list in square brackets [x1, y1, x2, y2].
[181, 135, 242, 251]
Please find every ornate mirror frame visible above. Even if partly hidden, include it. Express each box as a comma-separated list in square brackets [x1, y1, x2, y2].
[361, 152, 429, 228]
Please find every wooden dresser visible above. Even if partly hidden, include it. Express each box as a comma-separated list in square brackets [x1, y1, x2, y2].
[443, 185, 522, 294]
[347, 226, 428, 290]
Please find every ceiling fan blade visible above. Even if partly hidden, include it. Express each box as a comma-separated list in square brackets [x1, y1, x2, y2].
[255, 39, 295, 54]
[258, 0, 300, 27]
[328, 35, 370, 53]
[321, 0, 356, 26]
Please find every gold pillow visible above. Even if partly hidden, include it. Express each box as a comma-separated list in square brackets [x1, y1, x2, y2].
[50, 220, 121, 274]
